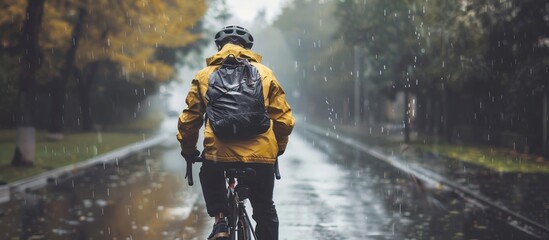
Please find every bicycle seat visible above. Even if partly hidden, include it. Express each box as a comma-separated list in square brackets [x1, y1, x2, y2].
[225, 168, 256, 179]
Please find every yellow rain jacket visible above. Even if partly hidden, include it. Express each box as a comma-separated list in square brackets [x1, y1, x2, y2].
[177, 43, 295, 164]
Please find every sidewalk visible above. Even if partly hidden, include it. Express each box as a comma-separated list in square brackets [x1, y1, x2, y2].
[301, 120, 549, 233]
[0, 133, 171, 204]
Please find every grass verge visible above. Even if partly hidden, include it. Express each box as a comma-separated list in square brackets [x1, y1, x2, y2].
[309, 119, 549, 173]
[0, 114, 163, 184]
[414, 143, 549, 173]
[0, 131, 148, 183]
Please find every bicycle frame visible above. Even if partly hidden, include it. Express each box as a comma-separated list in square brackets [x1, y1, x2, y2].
[227, 175, 257, 240]
[185, 157, 280, 239]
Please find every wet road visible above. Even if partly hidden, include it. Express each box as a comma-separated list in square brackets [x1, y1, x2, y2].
[276, 133, 397, 239]
[0, 130, 395, 240]
[0, 120, 534, 239]
[0, 141, 210, 239]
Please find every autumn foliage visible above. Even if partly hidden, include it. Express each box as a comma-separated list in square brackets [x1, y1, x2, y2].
[0, 0, 208, 129]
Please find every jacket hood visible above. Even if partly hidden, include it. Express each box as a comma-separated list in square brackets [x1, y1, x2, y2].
[206, 43, 262, 66]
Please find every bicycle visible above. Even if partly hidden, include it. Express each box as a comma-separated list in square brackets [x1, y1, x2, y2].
[186, 157, 281, 240]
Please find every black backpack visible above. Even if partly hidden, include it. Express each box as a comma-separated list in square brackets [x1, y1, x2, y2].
[205, 55, 270, 140]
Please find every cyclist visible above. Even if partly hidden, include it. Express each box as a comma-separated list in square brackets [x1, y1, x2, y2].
[177, 25, 295, 240]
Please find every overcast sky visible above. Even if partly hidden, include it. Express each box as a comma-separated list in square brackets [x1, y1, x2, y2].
[225, 0, 289, 23]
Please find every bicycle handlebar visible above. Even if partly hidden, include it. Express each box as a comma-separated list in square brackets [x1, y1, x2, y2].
[185, 157, 203, 186]
[185, 156, 281, 186]
[185, 161, 194, 186]
[274, 159, 281, 180]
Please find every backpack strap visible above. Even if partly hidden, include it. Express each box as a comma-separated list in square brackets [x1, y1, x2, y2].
[221, 54, 239, 66]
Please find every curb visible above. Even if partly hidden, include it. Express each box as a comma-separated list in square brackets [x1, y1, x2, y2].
[0, 134, 170, 204]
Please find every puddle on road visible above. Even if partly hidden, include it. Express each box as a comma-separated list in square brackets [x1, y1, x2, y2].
[0, 148, 209, 240]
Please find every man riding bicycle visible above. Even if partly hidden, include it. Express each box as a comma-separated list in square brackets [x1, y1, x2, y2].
[177, 25, 295, 240]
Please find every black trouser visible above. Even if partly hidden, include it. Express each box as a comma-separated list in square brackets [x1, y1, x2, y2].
[199, 161, 279, 240]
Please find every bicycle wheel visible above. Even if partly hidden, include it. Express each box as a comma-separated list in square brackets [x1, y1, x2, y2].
[237, 215, 251, 240]
[228, 192, 238, 240]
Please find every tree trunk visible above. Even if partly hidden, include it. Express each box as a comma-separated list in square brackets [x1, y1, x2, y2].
[443, 88, 453, 143]
[11, 0, 46, 167]
[353, 46, 361, 126]
[415, 92, 427, 134]
[404, 88, 410, 143]
[78, 62, 99, 131]
[48, 75, 67, 140]
[342, 97, 349, 125]
[542, 94, 548, 156]
[48, 7, 87, 139]
[424, 93, 434, 135]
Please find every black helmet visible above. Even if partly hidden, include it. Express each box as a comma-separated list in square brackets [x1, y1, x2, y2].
[214, 25, 254, 49]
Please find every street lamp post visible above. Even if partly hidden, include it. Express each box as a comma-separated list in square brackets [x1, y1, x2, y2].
[354, 45, 361, 126]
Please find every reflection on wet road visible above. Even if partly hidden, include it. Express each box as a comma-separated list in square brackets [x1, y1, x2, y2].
[292, 129, 537, 240]
[0, 126, 532, 239]
[0, 145, 209, 240]
[277, 133, 397, 239]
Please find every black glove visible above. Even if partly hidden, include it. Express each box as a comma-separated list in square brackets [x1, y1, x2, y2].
[181, 149, 200, 163]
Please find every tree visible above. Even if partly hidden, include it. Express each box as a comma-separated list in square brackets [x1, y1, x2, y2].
[45, 0, 207, 133]
[212, 0, 231, 24]
[1, 0, 207, 166]
[11, 0, 46, 166]
[48, 5, 87, 139]
[462, 0, 549, 151]
[336, 0, 426, 140]
[273, 0, 350, 120]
